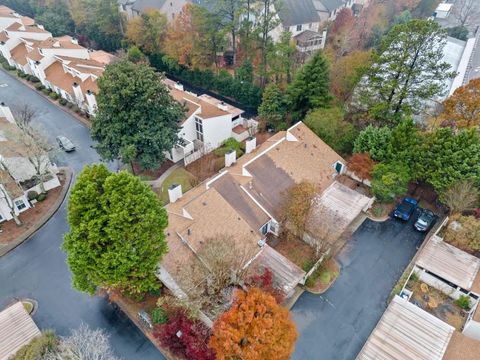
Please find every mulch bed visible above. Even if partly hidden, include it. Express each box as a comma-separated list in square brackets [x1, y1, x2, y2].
[306, 258, 340, 294]
[255, 131, 274, 146]
[0, 178, 65, 244]
[132, 160, 174, 179]
[270, 234, 319, 270]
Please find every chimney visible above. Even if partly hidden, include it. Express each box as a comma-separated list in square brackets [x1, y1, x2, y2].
[245, 136, 256, 154]
[0, 102, 15, 123]
[217, 101, 228, 111]
[71, 37, 79, 45]
[72, 82, 84, 103]
[174, 81, 184, 91]
[168, 183, 183, 203]
[225, 149, 236, 167]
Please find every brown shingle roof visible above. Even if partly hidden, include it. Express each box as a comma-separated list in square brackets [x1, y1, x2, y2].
[38, 36, 84, 50]
[89, 50, 118, 65]
[26, 47, 43, 62]
[443, 331, 480, 360]
[6, 23, 49, 34]
[241, 123, 344, 218]
[44, 61, 75, 96]
[168, 86, 228, 119]
[162, 187, 261, 292]
[0, 31, 9, 43]
[10, 42, 28, 66]
[0, 169, 23, 198]
[0, 5, 14, 16]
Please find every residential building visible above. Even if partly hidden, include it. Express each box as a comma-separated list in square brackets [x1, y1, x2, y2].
[312, 0, 358, 23]
[358, 219, 480, 360]
[162, 79, 257, 165]
[0, 104, 60, 223]
[158, 122, 372, 315]
[118, 0, 189, 21]
[271, 0, 322, 42]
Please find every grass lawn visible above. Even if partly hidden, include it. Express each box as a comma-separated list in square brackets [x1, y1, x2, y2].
[155, 168, 197, 205]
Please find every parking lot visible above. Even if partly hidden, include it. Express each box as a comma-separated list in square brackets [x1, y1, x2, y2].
[291, 217, 427, 360]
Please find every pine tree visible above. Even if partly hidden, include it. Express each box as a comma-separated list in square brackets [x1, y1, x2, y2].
[358, 19, 454, 124]
[286, 51, 331, 120]
[258, 83, 286, 128]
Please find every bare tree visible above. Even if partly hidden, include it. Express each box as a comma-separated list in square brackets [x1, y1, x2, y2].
[452, 0, 479, 27]
[45, 323, 119, 360]
[14, 125, 54, 194]
[174, 234, 259, 318]
[441, 180, 479, 215]
[0, 166, 22, 226]
[13, 103, 38, 132]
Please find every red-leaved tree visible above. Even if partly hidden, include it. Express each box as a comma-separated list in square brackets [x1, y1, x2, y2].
[246, 268, 284, 303]
[347, 152, 376, 183]
[153, 309, 214, 360]
[209, 288, 297, 360]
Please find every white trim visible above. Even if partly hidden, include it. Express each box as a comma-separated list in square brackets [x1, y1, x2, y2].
[240, 185, 275, 221]
[205, 170, 228, 189]
[241, 137, 285, 172]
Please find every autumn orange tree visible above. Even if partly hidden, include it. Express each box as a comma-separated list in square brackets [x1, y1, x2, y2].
[163, 4, 201, 67]
[280, 181, 317, 237]
[125, 9, 168, 54]
[347, 153, 376, 183]
[441, 78, 480, 128]
[209, 288, 298, 360]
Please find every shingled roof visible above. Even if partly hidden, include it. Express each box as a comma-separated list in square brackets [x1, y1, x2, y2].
[276, 0, 320, 27]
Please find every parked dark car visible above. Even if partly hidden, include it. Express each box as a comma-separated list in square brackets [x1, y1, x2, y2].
[414, 208, 437, 232]
[393, 197, 418, 221]
[56, 136, 75, 152]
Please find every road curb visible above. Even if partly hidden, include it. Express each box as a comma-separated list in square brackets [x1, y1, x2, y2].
[366, 214, 390, 222]
[0, 68, 92, 129]
[0, 167, 73, 257]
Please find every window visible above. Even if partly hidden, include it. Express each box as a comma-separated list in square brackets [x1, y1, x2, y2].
[260, 223, 269, 236]
[296, 24, 302, 32]
[195, 117, 204, 142]
[334, 161, 344, 174]
[15, 199, 26, 211]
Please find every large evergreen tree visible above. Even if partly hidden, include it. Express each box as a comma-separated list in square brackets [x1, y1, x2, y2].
[258, 83, 286, 128]
[415, 128, 480, 192]
[358, 19, 454, 124]
[92, 60, 184, 170]
[63, 164, 168, 296]
[286, 51, 331, 120]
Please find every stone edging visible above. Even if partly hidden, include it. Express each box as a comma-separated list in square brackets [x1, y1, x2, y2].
[0, 68, 92, 129]
[0, 167, 73, 257]
[305, 259, 341, 295]
[366, 214, 390, 222]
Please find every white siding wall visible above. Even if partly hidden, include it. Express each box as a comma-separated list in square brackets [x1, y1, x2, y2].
[463, 320, 480, 340]
[0, 18, 19, 32]
[6, 31, 51, 41]
[40, 48, 89, 60]
[202, 114, 232, 149]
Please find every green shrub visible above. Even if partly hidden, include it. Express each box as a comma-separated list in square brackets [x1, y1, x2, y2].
[150, 307, 168, 324]
[37, 193, 47, 202]
[12, 331, 58, 360]
[305, 276, 316, 288]
[28, 75, 40, 83]
[27, 190, 38, 201]
[410, 271, 419, 282]
[302, 260, 315, 272]
[455, 295, 471, 310]
[213, 138, 244, 157]
[59, 98, 67, 106]
[42, 88, 51, 96]
[49, 92, 60, 100]
[34, 83, 44, 91]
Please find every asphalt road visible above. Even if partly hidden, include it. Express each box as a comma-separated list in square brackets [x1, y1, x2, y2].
[291, 217, 426, 360]
[0, 69, 163, 359]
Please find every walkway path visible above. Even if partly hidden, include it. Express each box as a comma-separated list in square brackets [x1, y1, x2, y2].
[146, 163, 181, 188]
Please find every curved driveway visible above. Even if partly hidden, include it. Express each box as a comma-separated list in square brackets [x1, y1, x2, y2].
[0, 69, 162, 359]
